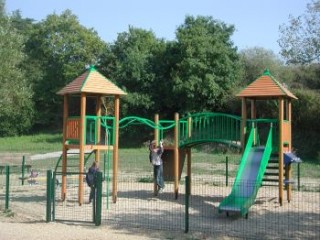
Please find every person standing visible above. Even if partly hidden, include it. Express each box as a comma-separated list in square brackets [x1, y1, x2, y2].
[86, 161, 99, 203]
[149, 139, 165, 194]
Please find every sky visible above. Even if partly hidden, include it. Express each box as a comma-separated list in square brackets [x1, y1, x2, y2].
[6, 0, 311, 55]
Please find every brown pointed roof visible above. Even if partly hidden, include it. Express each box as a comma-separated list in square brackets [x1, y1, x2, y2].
[57, 66, 127, 96]
[236, 69, 297, 99]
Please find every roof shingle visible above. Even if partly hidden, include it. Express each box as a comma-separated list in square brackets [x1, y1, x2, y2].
[57, 66, 127, 96]
[236, 69, 297, 99]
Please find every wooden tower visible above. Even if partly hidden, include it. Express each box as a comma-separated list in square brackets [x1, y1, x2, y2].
[57, 66, 126, 205]
[236, 69, 298, 205]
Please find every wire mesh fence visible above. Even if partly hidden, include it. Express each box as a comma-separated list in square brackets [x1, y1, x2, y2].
[102, 174, 186, 231]
[53, 172, 95, 223]
[188, 176, 319, 239]
[0, 150, 319, 239]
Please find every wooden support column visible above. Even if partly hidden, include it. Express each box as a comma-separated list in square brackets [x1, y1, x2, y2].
[95, 96, 102, 163]
[153, 114, 159, 195]
[251, 99, 257, 145]
[278, 98, 284, 206]
[286, 99, 292, 202]
[285, 164, 292, 202]
[78, 93, 86, 205]
[187, 116, 192, 194]
[174, 113, 179, 199]
[61, 94, 68, 200]
[112, 95, 120, 203]
[241, 98, 247, 152]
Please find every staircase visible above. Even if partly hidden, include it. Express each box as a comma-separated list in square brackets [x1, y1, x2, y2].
[262, 153, 284, 187]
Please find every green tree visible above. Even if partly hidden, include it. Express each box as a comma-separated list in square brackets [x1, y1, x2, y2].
[25, 10, 107, 129]
[292, 88, 320, 159]
[278, 0, 320, 64]
[239, 47, 285, 85]
[101, 27, 164, 118]
[0, 6, 34, 136]
[0, 0, 5, 18]
[170, 16, 243, 114]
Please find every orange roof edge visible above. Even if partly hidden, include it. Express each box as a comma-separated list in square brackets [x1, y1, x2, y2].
[236, 69, 298, 100]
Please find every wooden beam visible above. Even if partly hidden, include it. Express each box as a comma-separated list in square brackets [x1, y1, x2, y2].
[187, 116, 192, 194]
[61, 95, 68, 200]
[112, 95, 120, 203]
[95, 96, 102, 163]
[241, 98, 247, 152]
[153, 114, 159, 195]
[174, 113, 179, 199]
[78, 93, 86, 205]
[278, 98, 284, 206]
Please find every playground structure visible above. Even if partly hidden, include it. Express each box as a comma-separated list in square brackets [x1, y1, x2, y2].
[57, 66, 126, 205]
[56, 68, 301, 216]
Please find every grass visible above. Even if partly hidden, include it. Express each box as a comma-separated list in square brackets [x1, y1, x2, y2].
[0, 133, 318, 179]
[0, 133, 62, 153]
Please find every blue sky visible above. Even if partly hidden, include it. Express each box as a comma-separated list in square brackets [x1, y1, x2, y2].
[6, 0, 310, 55]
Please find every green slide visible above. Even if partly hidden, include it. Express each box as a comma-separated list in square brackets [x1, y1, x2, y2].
[218, 127, 273, 218]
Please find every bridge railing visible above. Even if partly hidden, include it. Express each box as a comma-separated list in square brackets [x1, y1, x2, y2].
[179, 112, 242, 148]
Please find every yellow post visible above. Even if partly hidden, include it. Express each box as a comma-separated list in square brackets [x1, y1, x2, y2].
[61, 95, 68, 200]
[241, 98, 247, 152]
[285, 164, 292, 202]
[187, 116, 192, 194]
[112, 95, 120, 203]
[174, 113, 179, 199]
[286, 99, 292, 202]
[278, 98, 284, 206]
[251, 99, 257, 145]
[78, 93, 86, 205]
[153, 114, 159, 195]
[95, 96, 102, 163]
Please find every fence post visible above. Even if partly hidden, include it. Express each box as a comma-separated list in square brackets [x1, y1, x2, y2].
[5, 165, 10, 210]
[226, 156, 229, 186]
[46, 170, 53, 222]
[185, 175, 190, 233]
[52, 171, 56, 221]
[21, 156, 25, 185]
[95, 171, 102, 226]
[297, 163, 300, 191]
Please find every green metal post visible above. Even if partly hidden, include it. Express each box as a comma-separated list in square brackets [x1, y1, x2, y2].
[52, 171, 56, 221]
[185, 176, 189, 233]
[95, 171, 102, 226]
[297, 163, 300, 191]
[103, 152, 106, 180]
[106, 149, 110, 210]
[21, 156, 25, 185]
[226, 156, 229, 186]
[5, 165, 10, 210]
[46, 170, 52, 222]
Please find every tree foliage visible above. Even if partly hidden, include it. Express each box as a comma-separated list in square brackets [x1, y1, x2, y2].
[239, 47, 284, 85]
[171, 16, 242, 113]
[0, 8, 34, 136]
[101, 27, 163, 118]
[2, 2, 320, 159]
[292, 88, 320, 158]
[278, 0, 320, 64]
[25, 10, 107, 128]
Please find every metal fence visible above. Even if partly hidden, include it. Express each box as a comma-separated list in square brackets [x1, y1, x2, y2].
[0, 155, 319, 239]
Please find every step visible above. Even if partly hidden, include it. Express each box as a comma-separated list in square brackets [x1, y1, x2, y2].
[262, 184, 278, 187]
[263, 178, 279, 182]
[266, 166, 279, 170]
[268, 159, 278, 164]
[264, 172, 279, 176]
